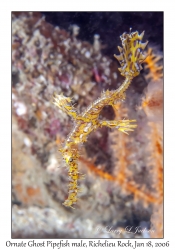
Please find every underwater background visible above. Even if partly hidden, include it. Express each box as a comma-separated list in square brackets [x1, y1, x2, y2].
[12, 12, 163, 238]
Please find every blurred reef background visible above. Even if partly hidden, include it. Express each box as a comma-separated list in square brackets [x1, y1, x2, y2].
[12, 12, 163, 238]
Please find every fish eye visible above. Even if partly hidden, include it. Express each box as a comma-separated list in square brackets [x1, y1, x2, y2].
[69, 157, 73, 162]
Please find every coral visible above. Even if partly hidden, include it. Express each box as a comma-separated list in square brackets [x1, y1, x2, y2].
[140, 51, 163, 237]
[53, 30, 148, 208]
[144, 47, 163, 82]
[141, 80, 163, 123]
[80, 157, 157, 205]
